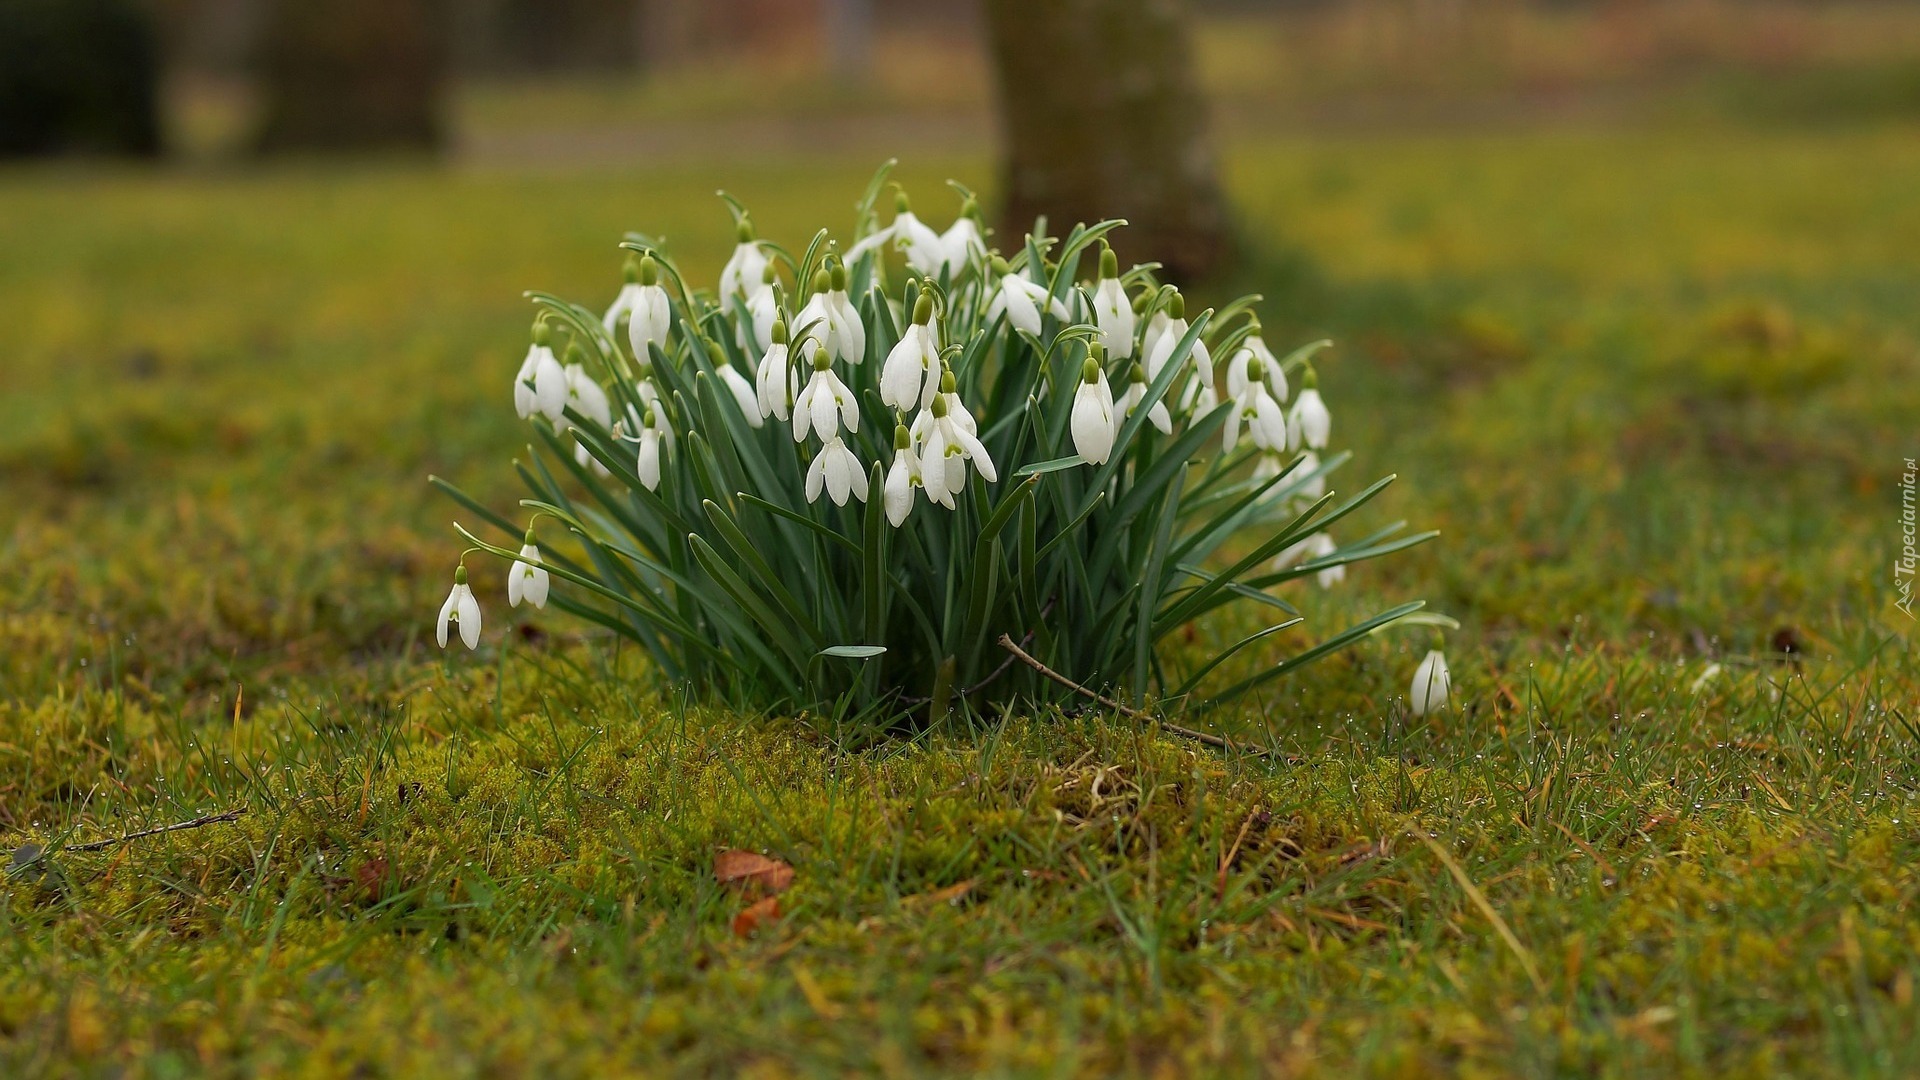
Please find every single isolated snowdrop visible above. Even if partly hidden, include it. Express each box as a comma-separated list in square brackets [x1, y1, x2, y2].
[1225, 320, 1288, 405]
[848, 190, 946, 274]
[436, 565, 481, 650]
[792, 343, 859, 444]
[514, 321, 568, 424]
[796, 264, 866, 367]
[884, 424, 922, 527]
[717, 216, 769, 302]
[1222, 350, 1287, 453]
[1409, 647, 1451, 717]
[620, 254, 673, 363]
[1289, 367, 1331, 451]
[936, 197, 987, 277]
[984, 254, 1069, 338]
[1070, 351, 1117, 465]
[881, 290, 943, 410]
[507, 527, 549, 610]
[756, 319, 795, 422]
[1090, 243, 1136, 360]
[1118, 361, 1173, 435]
[806, 436, 868, 507]
[914, 369, 996, 507]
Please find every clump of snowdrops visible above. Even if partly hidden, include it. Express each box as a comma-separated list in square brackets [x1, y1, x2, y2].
[435, 165, 1448, 732]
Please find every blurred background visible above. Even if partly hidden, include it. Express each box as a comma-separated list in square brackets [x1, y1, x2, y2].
[1, 0, 1915, 713]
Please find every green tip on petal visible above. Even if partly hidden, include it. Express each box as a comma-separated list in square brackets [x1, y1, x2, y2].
[454, 565, 468, 585]
[912, 291, 934, 326]
[1168, 292, 1185, 320]
[735, 217, 754, 243]
[638, 254, 659, 286]
[811, 268, 830, 294]
[1099, 244, 1119, 280]
[1080, 357, 1102, 384]
[894, 424, 911, 450]
[772, 319, 789, 345]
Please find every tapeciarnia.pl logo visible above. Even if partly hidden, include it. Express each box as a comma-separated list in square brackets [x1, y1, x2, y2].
[1898, 457, 1916, 620]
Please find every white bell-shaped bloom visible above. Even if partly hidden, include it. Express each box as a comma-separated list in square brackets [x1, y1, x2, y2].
[1289, 373, 1331, 450]
[718, 218, 769, 302]
[1226, 328, 1288, 406]
[1144, 295, 1210, 385]
[881, 291, 943, 410]
[436, 566, 481, 650]
[847, 192, 946, 274]
[1140, 306, 1171, 365]
[563, 362, 614, 476]
[755, 321, 795, 421]
[1410, 649, 1451, 716]
[883, 424, 922, 527]
[791, 346, 859, 444]
[913, 371, 997, 507]
[983, 255, 1069, 337]
[507, 533, 550, 610]
[1118, 362, 1173, 435]
[1091, 245, 1136, 359]
[796, 264, 866, 367]
[716, 363, 761, 428]
[1276, 530, 1344, 588]
[515, 336, 568, 424]
[1292, 450, 1326, 501]
[742, 269, 781, 353]
[805, 436, 868, 506]
[629, 403, 669, 491]
[937, 203, 986, 277]
[624, 255, 673, 362]
[1221, 352, 1287, 453]
[1070, 355, 1117, 465]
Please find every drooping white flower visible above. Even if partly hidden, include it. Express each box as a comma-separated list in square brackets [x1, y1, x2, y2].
[1139, 302, 1171, 365]
[564, 361, 614, 476]
[1276, 531, 1343, 588]
[436, 565, 481, 650]
[716, 362, 761, 428]
[847, 190, 946, 274]
[1221, 351, 1287, 453]
[805, 436, 868, 507]
[1118, 362, 1173, 435]
[755, 320, 795, 422]
[617, 401, 671, 491]
[742, 265, 781, 352]
[936, 200, 986, 277]
[883, 424, 922, 527]
[913, 370, 996, 507]
[624, 255, 673, 363]
[1091, 244, 1136, 360]
[795, 263, 866, 367]
[514, 330, 568, 424]
[507, 531, 549, 610]
[718, 217, 769, 302]
[983, 255, 1069, 337]
[791, 344, 859, 444]
[881, 291, 942, 410]
[1225, 324, 1288, 405]
[1410, 649, 1451, 717]
[1070, 354, 1117, 465]
[1145, 293, 1212, 388]
[1289, 369, 1331, 450]
[1292, 449, 1326, 501]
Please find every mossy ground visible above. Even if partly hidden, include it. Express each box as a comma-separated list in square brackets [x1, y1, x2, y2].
[2, 122, 1917, 1076]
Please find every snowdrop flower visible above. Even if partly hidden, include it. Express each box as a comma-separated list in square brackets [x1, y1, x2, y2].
[514, 321, 568, 424]
[796, 263, 866, 366]
[881, 290, 942, 410]
[1289, 367, 1331, 450]
[1292, 450, 1326, 501]
[718, 217, 769, 302]
[914, 369, 996, 507]
[703, 335, 762, 428]
[1118, 362, 1172, 435]
[1276, 531, 1343, 588]
[1145, 293, 1212, 391]
[756, 319, 796, 422]
[564, 360, 614, 475]
[883, 424, 922, 527]
[1139, 293, 1170, 363]
[621, 402, 669, 491]
[1070, 351, 1117, 465]
[1090, 243, 1136, 359]
[792, 344, 859, 444]
[805, 436, 868, 507]
[1410, 648, 1451, 717]
[436, 565, 481, 650]
[848, 190, 946, 274]
[1221, 350, 1287, 453]
[741, 264, 781, 353]
[983, 255, 1069, 338]
[936, 198, 987, 277]
[507, 528, 549, 610]
[622, 255, 673, 363]
[1225, 321, 1288, 405]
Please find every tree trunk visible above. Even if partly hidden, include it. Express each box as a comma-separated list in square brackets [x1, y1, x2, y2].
[981, 0, 1232, 283]
[254, 0, 449, 153]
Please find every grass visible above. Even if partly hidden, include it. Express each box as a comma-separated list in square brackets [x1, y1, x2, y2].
[2, 121, 1917, 1076]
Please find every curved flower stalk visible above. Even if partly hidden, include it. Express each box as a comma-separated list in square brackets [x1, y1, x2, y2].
[436, 168, 1439, 728]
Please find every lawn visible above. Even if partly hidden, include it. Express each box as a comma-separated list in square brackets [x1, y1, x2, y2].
[2, 122, 1917, 1076]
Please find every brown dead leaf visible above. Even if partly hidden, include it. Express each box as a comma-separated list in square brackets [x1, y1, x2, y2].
[732, 895, 781, 938]
[905, 879, 975, 908]
[714, 849, 795, 895]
